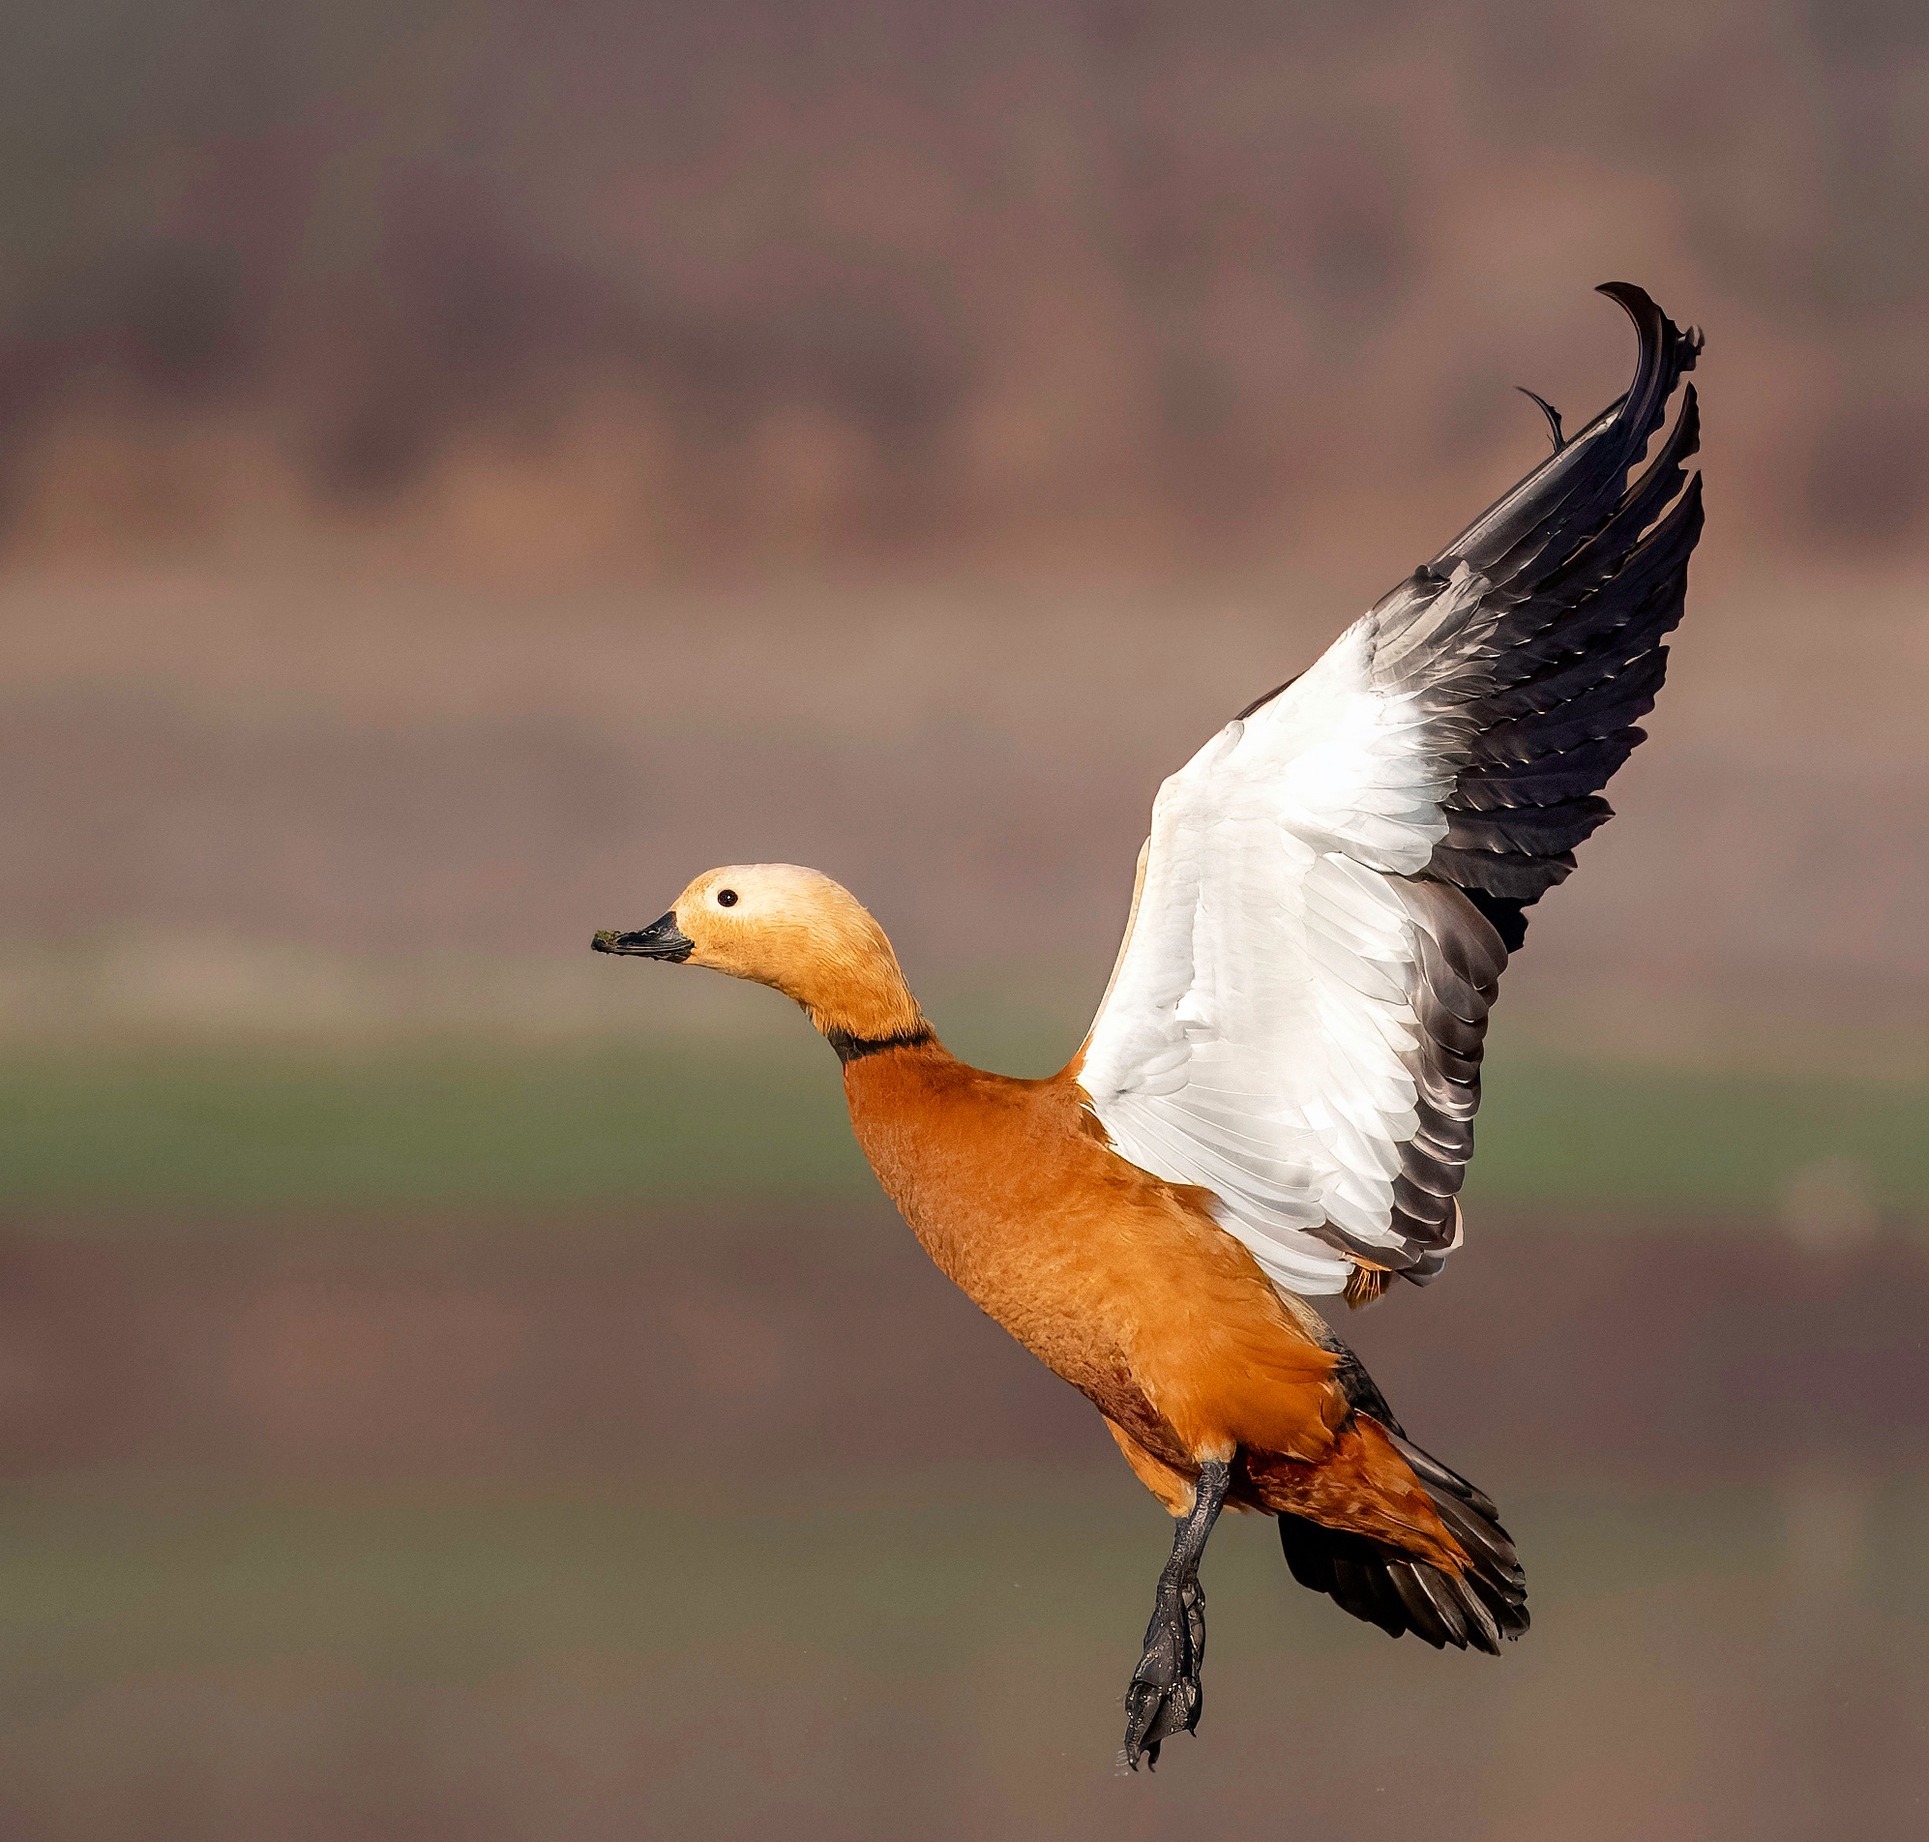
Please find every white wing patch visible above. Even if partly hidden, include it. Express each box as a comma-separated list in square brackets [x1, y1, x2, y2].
[1078, 604, 1476, 1296]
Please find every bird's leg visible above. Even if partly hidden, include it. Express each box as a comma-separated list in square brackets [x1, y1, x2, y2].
[1121, 1458, 1231, 1772]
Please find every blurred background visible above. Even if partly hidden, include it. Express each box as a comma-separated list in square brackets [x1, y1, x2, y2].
[2, 1, 1927, 1836]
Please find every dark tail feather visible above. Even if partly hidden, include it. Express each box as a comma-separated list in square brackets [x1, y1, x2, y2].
[1276, 1425, 1529, 1654]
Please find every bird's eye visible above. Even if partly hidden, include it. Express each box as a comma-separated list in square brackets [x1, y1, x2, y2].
[716, 888, 739, 907]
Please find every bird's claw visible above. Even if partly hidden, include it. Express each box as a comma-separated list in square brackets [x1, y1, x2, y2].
[1120, 1575, 1205, 1771]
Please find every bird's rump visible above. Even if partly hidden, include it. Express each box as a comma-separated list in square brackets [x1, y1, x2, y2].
[1077, 284, 1703, 1298]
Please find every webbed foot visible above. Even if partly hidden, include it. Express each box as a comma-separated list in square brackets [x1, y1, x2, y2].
[1120, 1573, 1205, 1771]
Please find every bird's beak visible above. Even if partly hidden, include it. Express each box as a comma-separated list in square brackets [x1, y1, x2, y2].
[591, 913, 694, 961]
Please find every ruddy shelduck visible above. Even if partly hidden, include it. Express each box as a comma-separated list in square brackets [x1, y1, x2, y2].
[595, 284, 1703, 1768]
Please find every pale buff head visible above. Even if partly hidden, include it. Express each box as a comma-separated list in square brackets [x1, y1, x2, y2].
[593, 863, 925, 1043]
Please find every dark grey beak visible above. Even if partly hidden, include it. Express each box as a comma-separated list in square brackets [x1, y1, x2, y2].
[591, 913, 694, 962]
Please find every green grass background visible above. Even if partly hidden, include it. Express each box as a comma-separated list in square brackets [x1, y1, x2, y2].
[0, 1034, 1921, 1221]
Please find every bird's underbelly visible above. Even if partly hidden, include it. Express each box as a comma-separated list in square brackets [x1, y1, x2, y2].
[878, 1161, 1337, 1468]
[889, 1182, 1174, 1439]
[845, 1061, 1343, 1466]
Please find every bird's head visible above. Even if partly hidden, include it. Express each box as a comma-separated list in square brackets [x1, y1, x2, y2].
[592, 863, 925, 1044]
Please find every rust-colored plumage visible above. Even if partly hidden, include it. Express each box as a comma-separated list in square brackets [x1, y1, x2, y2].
[843, 1035, 1457, 1564]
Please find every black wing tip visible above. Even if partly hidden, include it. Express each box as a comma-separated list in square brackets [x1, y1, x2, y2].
[1594, 279, 1706, 369]
[1418, 283, 1704, 923]
[1516, 386, 1567, 452]
[1424, 282, 1703, 586]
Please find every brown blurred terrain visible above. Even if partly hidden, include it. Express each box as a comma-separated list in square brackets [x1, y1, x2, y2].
[0, 1, 1927, 1046]
[2, 3, 1928, 1838]
[2, 1204, 1928, 1840]
[4, 559, 1927, 1063]
[4, 1204, 1927, 1489]
[5, 0, 1929, 573]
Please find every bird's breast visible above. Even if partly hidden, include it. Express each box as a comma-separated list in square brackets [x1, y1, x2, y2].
[840, 1045, 1339, 1465]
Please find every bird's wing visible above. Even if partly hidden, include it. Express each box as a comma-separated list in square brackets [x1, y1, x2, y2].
[1077, 284, 1703, 1299]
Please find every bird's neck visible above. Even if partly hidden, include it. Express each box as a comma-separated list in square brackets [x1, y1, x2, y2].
[796, 950, 930, 1056]
[823, 1019, 939, 1064]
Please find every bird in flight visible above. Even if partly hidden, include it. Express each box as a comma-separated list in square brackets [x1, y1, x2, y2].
[595, 283, 1703, 1769]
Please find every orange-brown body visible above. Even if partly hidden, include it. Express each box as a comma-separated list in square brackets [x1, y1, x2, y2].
[845, 1038, 1465, 1572]
[596, 860, 1472, 1584]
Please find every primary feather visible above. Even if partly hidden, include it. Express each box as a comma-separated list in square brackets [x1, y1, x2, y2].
[1078, 284, 1703, 1297]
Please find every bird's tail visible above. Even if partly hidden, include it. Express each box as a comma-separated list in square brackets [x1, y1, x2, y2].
[1262, 1308, 1528, 1651]
[1275, 1425, 1529, 1653]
